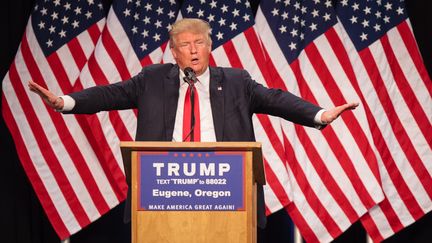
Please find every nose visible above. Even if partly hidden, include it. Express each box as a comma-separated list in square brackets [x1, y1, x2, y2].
[190, 43, 197, 54]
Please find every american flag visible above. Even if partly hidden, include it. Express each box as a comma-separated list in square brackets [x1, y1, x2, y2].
[256, 0, 431, 242]
[161, 0, 298, 217]
[335, 0, 432, 241]
[1, 0, 113, 239]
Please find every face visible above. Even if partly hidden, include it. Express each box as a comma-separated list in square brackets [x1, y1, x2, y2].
[170, 31, 211, 76]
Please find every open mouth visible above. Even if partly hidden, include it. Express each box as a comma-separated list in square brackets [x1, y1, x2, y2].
[191, 58, 199, 64]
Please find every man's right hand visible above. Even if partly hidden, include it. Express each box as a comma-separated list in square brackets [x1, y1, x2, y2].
[28, 80, 64, 110]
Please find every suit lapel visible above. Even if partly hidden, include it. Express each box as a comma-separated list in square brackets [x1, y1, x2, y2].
[164, 65, 180, 141]
[209, 67, 224, 141]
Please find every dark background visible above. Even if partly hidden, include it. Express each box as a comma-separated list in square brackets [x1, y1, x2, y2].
[1, 0, 431, 242]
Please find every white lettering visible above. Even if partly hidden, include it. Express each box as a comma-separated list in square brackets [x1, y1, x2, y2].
[153, 163, 165, 176]
[218, 163, 230, 176]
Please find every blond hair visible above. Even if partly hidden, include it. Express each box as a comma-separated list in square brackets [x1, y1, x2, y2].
[169, 18, 212, 48]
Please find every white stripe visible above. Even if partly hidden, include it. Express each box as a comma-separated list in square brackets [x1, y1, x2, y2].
[262, 184, 284, 213]
[56, 45, 80, 83]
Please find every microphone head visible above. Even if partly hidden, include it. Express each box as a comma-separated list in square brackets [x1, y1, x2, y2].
[184, 67, 197, 83]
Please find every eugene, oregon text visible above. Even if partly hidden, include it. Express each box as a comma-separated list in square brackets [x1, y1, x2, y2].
[152, 162, 232, 198]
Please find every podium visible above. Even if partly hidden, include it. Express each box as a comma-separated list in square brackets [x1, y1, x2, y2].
[120, 142, 265, 243]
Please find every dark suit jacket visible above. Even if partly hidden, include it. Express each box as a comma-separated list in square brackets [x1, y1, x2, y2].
[67, 63, 323, 228]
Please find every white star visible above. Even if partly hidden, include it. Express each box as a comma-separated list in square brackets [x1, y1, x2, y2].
[168, 10, 175, 18]
[373, 24, 381, 32]
[141, 30, 149, 37]
[323, 13, 331, 21]
[300, 33, 304, 40]
[283, 0, 290, 6]
[74, 7, 82, 15]
[51, 12, 59, 20]
[289, 42, 296, 50]
[294, 2, 300, 9]
[375, 11, 382, 18]
[85, 11, 92, 19]
[143, 16, 150, 24]
[140, 43, 147, 51]
[218, 18, 226, 26]
[216, 31, 223, 40]
[135, 0, 141, 7]
[200, 0, 206, 4]
[61, 16, 68, 24]
[144, 3, 152, 11]
[49, 25, 56, 34]
[87, 0, 95, 5]
[301, 20, 305, 27]
[153, 33, 161, 42]
[352, 3, 360, 11]
[313, 0, 320, 4]
[72, 20, 79, 28]
[361, 19, 369, 28]
[311, 9, 319, 17]
[309, 23, 317, 31]
[134, 13, 139, 20]
[38, 21, 45, 29]
[156, 6, 163, 15]
[301, 6, 307, 14]
[40, 7, 47, 15]
[166, 24, 172, 31]
[154, 20, 162, 28]
[245, 0, 250, 8]
[340, 0, 348, 6]
[221, 4, 228, 13]
[350, 15, 358, 24]
[207, 14, 215, 22]
[292, 15, 299, 23]
[279, 25, 287, 33]
[169, 0, 176, 5]
[59, 29, 66, 38]
[186, 5, 193, 13]
[383, 15, 390, 23]
[290, 28, 298, 37]
[123, 8, 131, 17]
[396, 7, 404, 15]
[197, 9, 204, 17]
[243, 14, 250, 22]
[46, 39, 53, 47]
[360, 32, 368, 41]
[363, 6, 371, 15]
[232, 8, 240, 17]
[230, 22, 237, 31]
[210, 0, 217, 9]
[281, 11, 289, 20]
[384, 2, 392, 11]
[64, 2, 71, 11]
[271, 8, 279, 16]
[377, 0, 382, 6]
[53, 0, 60, 6]
[131, 26, 138, 34]
[324, 0, 332, 8]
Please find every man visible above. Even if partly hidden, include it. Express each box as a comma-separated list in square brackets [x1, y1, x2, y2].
[29, 18, 358, 228]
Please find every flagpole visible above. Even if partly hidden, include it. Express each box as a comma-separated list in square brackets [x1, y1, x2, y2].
[61, 238, 70, 243]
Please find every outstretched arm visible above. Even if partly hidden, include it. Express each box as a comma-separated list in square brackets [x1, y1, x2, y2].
[320, 102, 359, 124]
[28, 80, 64, 110]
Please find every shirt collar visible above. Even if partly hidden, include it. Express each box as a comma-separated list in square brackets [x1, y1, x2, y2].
[179, 67, 210, 87]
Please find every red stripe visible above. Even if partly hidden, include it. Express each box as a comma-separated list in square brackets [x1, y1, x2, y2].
[283, 132, 342, 238]
[141, 55, 153, 67]
[305, 40, 378, 209]
[87, 22, 102, 45]
[2, 95, 71, 239]
[102, 29, 132, 80]
[285, 203, 320, 243]
[380, 34, 432, 148]
[222, 40, 242, 68]
[67, 38, 88, 71]
[325, 28, 381, 181]
[360, 213, 385, 242]
[8, 61, 90, 227]
[359, 49, 431, 217]
[263, 157, 291, 207]
[397, 21, 432, 96]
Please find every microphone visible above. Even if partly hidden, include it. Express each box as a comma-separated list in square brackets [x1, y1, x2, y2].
[183, 67, 199, 86]
[182, 67, 197, 142]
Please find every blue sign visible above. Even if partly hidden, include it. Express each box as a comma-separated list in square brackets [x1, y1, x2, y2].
[137, 151, 245, 211]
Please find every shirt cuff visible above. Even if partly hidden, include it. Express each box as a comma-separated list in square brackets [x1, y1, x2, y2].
[314, 109, 327, 128]
[58, 95, 75, 112]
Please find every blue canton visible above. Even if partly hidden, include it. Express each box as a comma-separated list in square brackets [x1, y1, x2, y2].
[113, 0, 180, 60]
[336, 0, 408, 51]
[32, 0, 106, 56]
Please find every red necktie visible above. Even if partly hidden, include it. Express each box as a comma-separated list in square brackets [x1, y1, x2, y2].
[183, 85, 200, 141]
